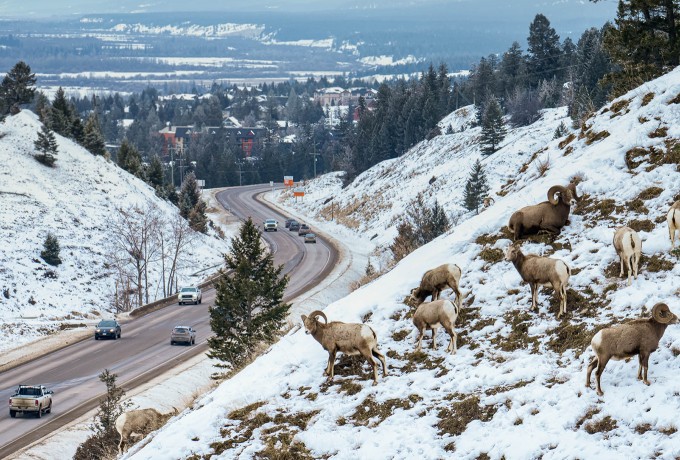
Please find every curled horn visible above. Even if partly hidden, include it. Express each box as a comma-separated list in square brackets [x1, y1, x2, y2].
[566, 182, 580, 201]
[652, 303, 672, 324]
[483, 196, 495, 206]
[309, 310, 328, 324]
[547, 185, 567, 205]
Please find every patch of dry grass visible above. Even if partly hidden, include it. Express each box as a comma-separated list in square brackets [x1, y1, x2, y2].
[436, 395, 498, 437]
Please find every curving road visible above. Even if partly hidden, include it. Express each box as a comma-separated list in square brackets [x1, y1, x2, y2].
[0, 183, 338, 458]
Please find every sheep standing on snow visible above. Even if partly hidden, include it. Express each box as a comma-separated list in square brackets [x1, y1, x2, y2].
[586, 303, 678, 396]
[613, 226, 641, 286]
[409, 263, 463, 307]
[301, 310, 387, 384]
[413, 299, 460, 355]
[667, 200, 680, 248]
[504, 244, 571, 318]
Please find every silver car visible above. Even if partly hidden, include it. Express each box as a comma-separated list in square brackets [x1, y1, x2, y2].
[170, 326, 196, 345]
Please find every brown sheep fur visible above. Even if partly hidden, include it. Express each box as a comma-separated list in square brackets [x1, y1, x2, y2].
[586, 303, 678, 396]
[613, 226, 641, 286]
[413, 299, 460, 354]
[116, 408, 177, 454]
[410, 263, 462, 307]
[507, 183, 579, 240]
[301, 310, 387, 384]
[667, 200, 680, 248]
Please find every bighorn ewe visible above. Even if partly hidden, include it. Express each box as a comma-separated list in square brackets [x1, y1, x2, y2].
[116, 407, 177, 454]
[409, 263, 463, 307]
[667, 200, 680, 248]
[504, 244, 571, 318]
[586, 303, 678, 396]
[413, 299, 460, 354]
[507, 183, 580, 240]
[613, 226, 641, 285]
[301, 310, 387, 384]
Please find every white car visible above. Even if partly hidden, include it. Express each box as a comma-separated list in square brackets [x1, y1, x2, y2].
[178, 286, 202, 305]
[263, 219, 278, 232]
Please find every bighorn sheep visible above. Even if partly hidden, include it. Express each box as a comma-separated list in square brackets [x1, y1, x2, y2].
[613, 226, 641, 285]
[413, 299, 460, 354]
[667, 200, 680, 248]
[586, 303, 678, 396]
[507, 183, 580, 240]
[301, 310, 387, 384]
[116, 407, 177, 453]
[483, 196, 495, 208]
[409, 263, 463, 307]
[504, 244, 571, 318]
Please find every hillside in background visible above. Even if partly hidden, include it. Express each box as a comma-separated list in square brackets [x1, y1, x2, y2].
[123, 65, 680, 459]
[0, 111, 230, 352]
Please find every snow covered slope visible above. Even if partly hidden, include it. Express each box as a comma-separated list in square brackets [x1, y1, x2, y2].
[0, 111, 229, 351]
[127, 69, 680, 459]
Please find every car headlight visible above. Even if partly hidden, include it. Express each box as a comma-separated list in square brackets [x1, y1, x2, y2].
[96, 329, 101, 332]
[109, 329, 115, 332]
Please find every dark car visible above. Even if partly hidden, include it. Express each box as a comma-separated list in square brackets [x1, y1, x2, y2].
[298, 224, 311, 236]
[289, 220, 300, 231]
[95, 319, 121, 340]
[284, 218, 295, 228]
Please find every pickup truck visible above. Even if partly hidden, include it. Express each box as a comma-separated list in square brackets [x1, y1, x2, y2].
[9, 385, 53, 418]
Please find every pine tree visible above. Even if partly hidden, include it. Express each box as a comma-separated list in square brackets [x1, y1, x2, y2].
[40, 232, 62, 265]
[49, 87, 75, 137]
[34, 124, 58, 167]
[527, 14, 562, 85]
[116, 139, 142, 176]
[179, 172, 201, 218]
[0, 61, 36, 114]
[207, 218, 290, 368]
[82, 112, 107, 156]
[480, 97, 506, 154]
[464, 159, 490, 214]
[146, 154, 165, 189]
[188, 200, 208, 233]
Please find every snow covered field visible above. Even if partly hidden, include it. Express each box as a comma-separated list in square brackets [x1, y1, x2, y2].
[124, 68, 680, 459]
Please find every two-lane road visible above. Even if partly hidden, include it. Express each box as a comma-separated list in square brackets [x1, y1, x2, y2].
[0, 184, 338, 458]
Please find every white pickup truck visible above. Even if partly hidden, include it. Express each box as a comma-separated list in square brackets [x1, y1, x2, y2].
[9, 385, 53, 418]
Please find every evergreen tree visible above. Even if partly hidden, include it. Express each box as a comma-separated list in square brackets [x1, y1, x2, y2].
[82, 112, 107, 156]
[0, 61, 36, 114]
[34, 124, 58, 167]
[188, 200, 208, 233]
[49, 87, 75, 137]
[463, 159, 490, 214]
[207, 218, 290, 368]
[146, 154, 165, 189]
[40, 232, 62, 265]
[499, 42, 528, 97]
[116, 139, 142, 177]
[598, 0, 680, 95]
[179, 172, 201, 218]
[480, 97, 506, 154]
[527, 14, 562, 85]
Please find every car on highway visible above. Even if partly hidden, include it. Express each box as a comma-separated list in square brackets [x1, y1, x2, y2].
[9, 385, 53, 418]
[298, 223, 311, 236]
[95, 319, 121, 340]
[288, 220, 300, 231]
[178, 286, 202, 305]
[304, 233, 317, 244]
[170, 326, 196, 345]
[263, 219, 278, 232]
[284, 218, 295, 228]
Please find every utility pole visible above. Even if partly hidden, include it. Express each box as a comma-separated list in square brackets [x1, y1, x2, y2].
[236, 161, 245, 186]
[309, 148, 322, 178]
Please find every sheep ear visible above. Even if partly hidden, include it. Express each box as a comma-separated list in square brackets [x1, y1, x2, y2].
[301, 315, 307, 322]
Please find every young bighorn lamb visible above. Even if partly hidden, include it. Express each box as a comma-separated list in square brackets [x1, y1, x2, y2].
[586, 303, 678, 396]
[507, 183, 580, 240]
[116, 407, 177, 454]
[301, 310, 387, 384]
[409, 263, 462, 307]
[413, 299, 460, 355]
[667, 200, 680, 248]
[504, 244, 571, 318]
[613, 226, 641, 286]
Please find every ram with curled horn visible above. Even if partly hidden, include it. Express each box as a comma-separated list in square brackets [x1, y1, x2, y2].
[301, 310, 387, 385]
[507, 182, 580, 240]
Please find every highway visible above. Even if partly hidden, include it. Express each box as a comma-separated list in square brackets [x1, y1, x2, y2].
[0, 183, 338, 457]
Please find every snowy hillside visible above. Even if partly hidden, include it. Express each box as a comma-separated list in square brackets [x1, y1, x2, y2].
[0, 111, 230, 351]
[127, 68, 680, 460]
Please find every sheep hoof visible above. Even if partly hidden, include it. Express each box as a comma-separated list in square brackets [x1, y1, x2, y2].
[372, 380, 378, 386]
[643, 380, 651, 386]
[596, 390, 604, 396]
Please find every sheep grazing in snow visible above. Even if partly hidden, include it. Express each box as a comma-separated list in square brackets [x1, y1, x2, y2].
[667, 200, 680, 248]
[116, 407, 177, 454]
[507, 183, 580, 240]
[586, 303, 678, 396]
[612, 226, 641, 286]
[413, 299, 460, 355]
[409, 263, 463, 307]
[504, 244, 571, 318]
[301, 310, 387, 385]
[482, 196, 495, 208]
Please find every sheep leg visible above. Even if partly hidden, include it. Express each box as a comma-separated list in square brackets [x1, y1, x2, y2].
[326, 350, 337, 380]
[618, 255, 624, 277]
[529, 284, 538, 311]
[670, 225, 676, 248]
[358, 347, 379, 384]
[432, 288, 440, 301]
[625, 255, 632, 286]
[444, 326, 458, 355]
[453, 287, 463, 309]
[639, 352, 651, 385]
[372, 347, 388, 377]
[633, 253, 639, 280]
[586, 357, 598, 388]
[594, 356, 610, 396]
[415, 328, 425, 352]
[431, 327, 439, 349]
